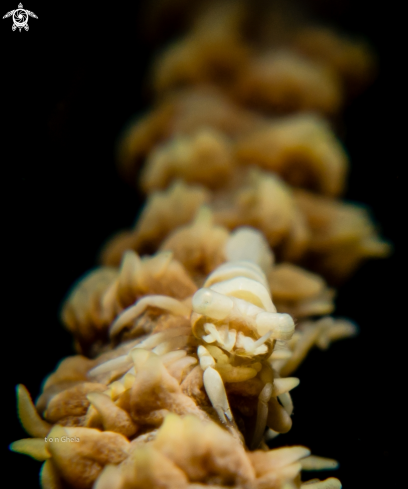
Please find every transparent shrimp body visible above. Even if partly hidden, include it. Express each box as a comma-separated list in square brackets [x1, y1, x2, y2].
[105, 228, 298, 446]
[191, 228, 296, 444]
[192, 263, 295, 358]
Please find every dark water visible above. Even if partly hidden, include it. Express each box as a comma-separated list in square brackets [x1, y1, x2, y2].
[3, 1, 402, 487]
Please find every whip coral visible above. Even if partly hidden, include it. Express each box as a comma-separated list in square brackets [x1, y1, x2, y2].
[10, 1, 392, 488]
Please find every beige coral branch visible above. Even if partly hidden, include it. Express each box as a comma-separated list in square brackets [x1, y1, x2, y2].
[10, 1, 389, 488]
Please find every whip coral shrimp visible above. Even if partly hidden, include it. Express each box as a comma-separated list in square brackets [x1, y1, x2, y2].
[104, 227, 298, 448]
[190, 228, 296, 446]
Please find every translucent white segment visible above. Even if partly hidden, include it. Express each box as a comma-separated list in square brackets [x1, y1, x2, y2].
[264, 428, 280, 441]
[223, 328, 237, 351]
[233, 297, 265, 319]
[203, 334, 217, 343]
[236, 332, 268, 355]
[132, 326, 191, 350]
[118, 250, 141, 287]
[167, 356, 198, 380]
[252, 382, 273, 449]
[300, 478, 342, 489]
[210, 277, 276, 312]
[152, 335, 189, 355]
[273, 378, 300, 397]
[206, 345, 229, 364]
[224, 227, 274, 273]
[259, 382, 274, 402]
[256, 312, 295, 339]
[129, 348, 151, 370]
[203, 366, 234, 423]
[278, 392, 294, 416]
[266, 446, 311, 469]
[236, 332, 254, 351]
[197, 345, 216, 370]
[204, 323, 224, 344]
[270, 349, 292, 360]
[88, 355, 132, 379]
[110, 295, 190, 338]
[192, 288, 234, 320]
[159, 350, 187, 366]
[204, 260, 270, 290]
[148, 251, 174, 278]
[219, 324, 229, 342]
[301, 455, 339, 471]
[169, 356, 198, 372]
[253, 330, 273, 349]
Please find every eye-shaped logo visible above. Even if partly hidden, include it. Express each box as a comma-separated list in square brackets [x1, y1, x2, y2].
[3, 3, 38, 32]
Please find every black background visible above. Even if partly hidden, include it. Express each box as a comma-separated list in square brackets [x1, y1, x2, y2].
[2, 1, 403, 487]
